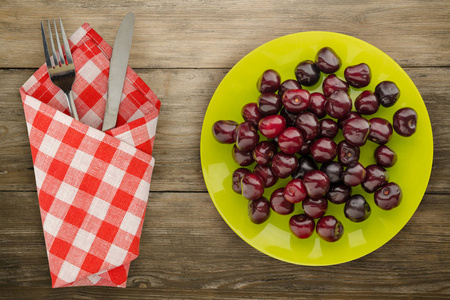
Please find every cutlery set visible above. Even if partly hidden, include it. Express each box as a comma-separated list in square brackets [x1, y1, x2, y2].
[41, 13, 135, 130]
[26, 17, 161, 287]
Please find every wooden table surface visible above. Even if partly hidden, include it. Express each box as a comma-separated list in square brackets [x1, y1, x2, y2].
[1, 0, 449, 298]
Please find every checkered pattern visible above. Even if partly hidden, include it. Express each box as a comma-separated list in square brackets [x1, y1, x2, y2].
[19, 24, 161, 288]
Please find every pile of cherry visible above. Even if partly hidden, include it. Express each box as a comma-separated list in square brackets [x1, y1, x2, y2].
[212, 47, 418, 242]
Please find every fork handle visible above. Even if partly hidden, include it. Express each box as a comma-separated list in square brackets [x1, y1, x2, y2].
[65, 91, 79, 121]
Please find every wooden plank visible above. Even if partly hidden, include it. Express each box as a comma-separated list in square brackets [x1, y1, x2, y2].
[0, 0, 449, 69]
[0, 287, 446, 300]
[0, 67, 448, 192]
[0, 191, 448, 298]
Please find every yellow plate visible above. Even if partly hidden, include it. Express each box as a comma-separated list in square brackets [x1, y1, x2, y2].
[200, 31, 433, 266]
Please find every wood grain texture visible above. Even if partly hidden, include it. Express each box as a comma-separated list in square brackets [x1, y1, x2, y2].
[1, 0, 450, 298]
[0, 0, 449, 69]
[0, 192, 449, 298]
[0, 68, 449, 192]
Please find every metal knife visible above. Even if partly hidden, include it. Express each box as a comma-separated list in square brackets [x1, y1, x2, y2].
[102, 12, 135, 131]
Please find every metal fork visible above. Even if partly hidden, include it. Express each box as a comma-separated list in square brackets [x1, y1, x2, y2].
[40, 19, 79, 120]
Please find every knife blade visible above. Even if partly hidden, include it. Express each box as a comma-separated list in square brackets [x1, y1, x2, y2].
[102, 12, 135, 131]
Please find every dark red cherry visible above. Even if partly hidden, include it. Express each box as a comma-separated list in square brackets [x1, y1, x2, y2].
[258, 115, 286, 139]
[368, 117, 393, 145]
[290, 214, 315, 239]
[393, 107, 417, 137]
[295, 60, 321, 86]
[278, 127, 304, 154]
[320, 161, 343, 184]
[374, 145, 397, 168]
[284, 179, 308, 203]
[282, 89, 311, 114]
[316, 47, 341, 74]
[280, 107, 298, 127]
[374, 182, 402, 210]
[232, 145, 254, 166]
[254, 164, 278, 188]
[344, 194, 371, 222]
[295, 112, 319, 141]
[338, 111, 361, 129]
[325, 90, 352, 119]
[318, 118, 338, 139]
[342, 162, 366, 187]
[252, 141, 277, 166]
[257, 93, 282, 116]
[316, 215, 344, 242]
[302, 197, 328, 219]
[278, 79, 302, 98]
[298, 140, 312, 155]
[310, 138, 337, 163]
[355, 90, 379, 115]
[362, 164, 389, 193]
[241, 173, 265, 200]
[270, 188, 294, 215]
[309, 92, 328, 118]
[241, 103, 263, 126]
[344, 63, 371, 88]
[337, 140, 360, 166]
[232, 168, 251, 194]
[375, 81, 400, 107]
[292, 156, 318, 180]
[271, 152, 299, 178]
[248, 197, 271, 224]
[342, 117, 370, 147]
[212, 120, 238, 144]
[257, 69, 281, 93]
[326, 183, 351, 204]
[236, 122, 259, 151]
[322, 74, 349, 97]
[303, 170, 330, 199]
[273, 136, 279, 145]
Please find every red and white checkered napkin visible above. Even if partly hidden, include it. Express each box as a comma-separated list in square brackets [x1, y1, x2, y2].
[19, 24, 161, 288]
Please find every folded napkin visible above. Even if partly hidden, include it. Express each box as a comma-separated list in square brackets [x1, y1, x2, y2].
[20, 23, 160, 288]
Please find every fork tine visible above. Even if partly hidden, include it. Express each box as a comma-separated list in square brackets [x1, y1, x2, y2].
[40, 18, 78, 120]
[40, 22, 52, 69]
[47, 20, 59, 67]
[59, 18, 73, 64]
[53, 19, 65, 65]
